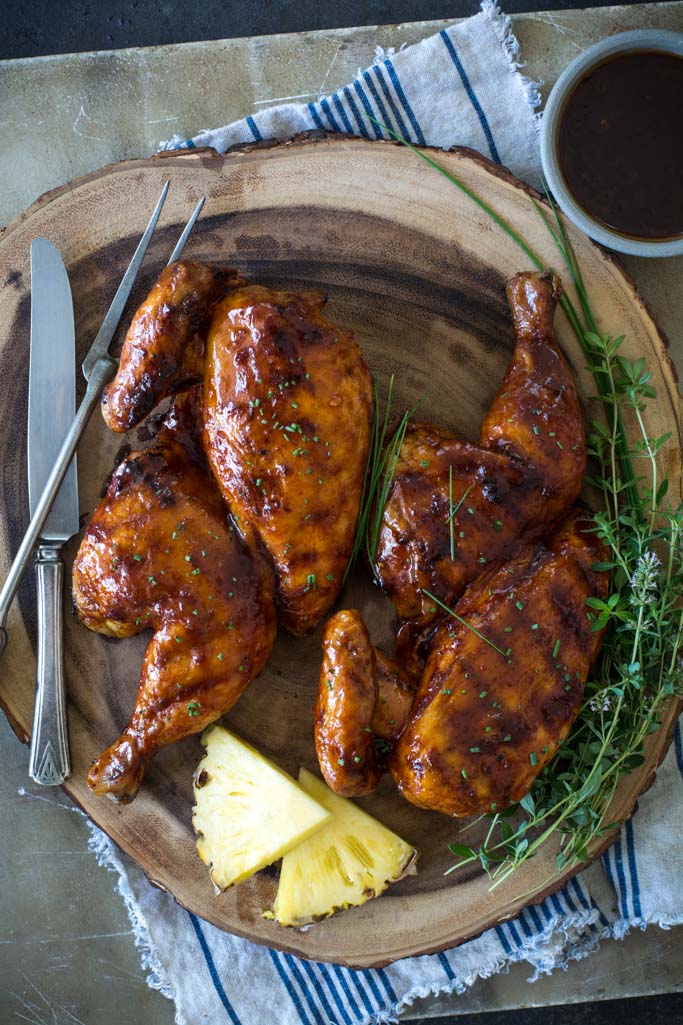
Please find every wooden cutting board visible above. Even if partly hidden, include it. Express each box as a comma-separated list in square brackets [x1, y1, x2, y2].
[0, 136, 680, 968]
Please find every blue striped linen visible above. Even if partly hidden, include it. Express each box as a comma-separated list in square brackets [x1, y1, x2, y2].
[93, 4, 682, 1021]
[159, 2, 543, 190]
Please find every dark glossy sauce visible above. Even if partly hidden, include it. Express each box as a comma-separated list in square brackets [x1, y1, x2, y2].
[558, 51, 683, 239]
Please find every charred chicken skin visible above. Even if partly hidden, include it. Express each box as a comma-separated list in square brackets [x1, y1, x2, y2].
[73, 391, 276, 801]
[100, 264, 373, 636]
[314, 272, 608, 816]
[375, 272, 585, 674]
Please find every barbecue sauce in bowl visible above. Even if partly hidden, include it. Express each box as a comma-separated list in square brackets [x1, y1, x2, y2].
[557, 51, 683, 240]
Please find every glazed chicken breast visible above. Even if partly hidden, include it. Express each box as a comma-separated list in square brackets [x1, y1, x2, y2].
[203, 286, 373, 635]
[389, 512, 608, 816]
[315, 514, 607, 815]
[73, 391, 276, 801]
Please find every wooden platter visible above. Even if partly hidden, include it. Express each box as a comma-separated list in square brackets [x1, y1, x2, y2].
[0, 136, 680, 968]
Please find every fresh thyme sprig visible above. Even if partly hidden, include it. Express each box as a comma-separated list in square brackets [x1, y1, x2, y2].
[375, 121, 682, 885]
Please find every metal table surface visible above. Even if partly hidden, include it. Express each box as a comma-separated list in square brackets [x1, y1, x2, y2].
[1, 4, 682, 1023]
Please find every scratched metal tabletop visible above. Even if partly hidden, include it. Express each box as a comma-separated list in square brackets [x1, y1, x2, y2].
[1, 4, 682, 1023]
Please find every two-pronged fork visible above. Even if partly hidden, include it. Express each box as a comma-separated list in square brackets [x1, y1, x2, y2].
[0, 183, 206, 654]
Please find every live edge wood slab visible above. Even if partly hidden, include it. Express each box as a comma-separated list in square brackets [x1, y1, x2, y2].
[0, 136, 680, 967]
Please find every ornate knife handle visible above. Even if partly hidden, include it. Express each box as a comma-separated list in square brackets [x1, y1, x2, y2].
[28, 545, 70, 785]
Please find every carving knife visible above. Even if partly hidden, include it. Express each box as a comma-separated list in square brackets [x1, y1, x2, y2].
[27, 238, 79, 785]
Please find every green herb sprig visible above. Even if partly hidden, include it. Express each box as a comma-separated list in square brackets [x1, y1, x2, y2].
[377, 121, 682, 886]
[424, 589, 507, 657]
[344, 376, 420, 582]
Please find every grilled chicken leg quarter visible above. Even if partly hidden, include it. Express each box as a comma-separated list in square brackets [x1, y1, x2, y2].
[73, 392, 277, 801]
[101, 263, 373, 636]
[375, 272, 585, 674]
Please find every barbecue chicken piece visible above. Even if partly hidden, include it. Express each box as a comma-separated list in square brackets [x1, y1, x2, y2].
[203, 286, 373, 635]
[315, 513, 608, 814]
[314, 271, 607, 814]
[314, 610, 416, 797]
[375, 272, 585, 673]
[102, 260, 242, 432]
[389, 511, 608, 816]
[73, 391, 276, 802]
[101, 266, 373, 636]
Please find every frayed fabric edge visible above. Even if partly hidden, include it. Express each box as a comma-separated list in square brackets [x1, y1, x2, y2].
[86, 823, 178, 1009]
[84, 818, 681, 1025]
[480, 0, 543, 135]
[366, 909, 681, 1025]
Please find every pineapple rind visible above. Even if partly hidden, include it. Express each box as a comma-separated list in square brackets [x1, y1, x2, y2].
[271, 768, 418, 926]
[192, 726, 331, 889]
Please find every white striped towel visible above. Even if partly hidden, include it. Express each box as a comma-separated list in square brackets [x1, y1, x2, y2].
[83, 4, 682, 1023]
[160, 1, 543, 189]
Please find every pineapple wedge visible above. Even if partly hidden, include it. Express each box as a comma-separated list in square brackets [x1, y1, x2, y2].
[193, 726, 331, 890]
[270, 768, 418, 926]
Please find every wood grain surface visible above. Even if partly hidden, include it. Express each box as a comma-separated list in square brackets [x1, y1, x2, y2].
[0, 135, 680, 967]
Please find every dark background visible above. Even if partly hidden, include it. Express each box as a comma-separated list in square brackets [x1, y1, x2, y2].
[3, 0, 628, 59]
[2, 2, 680, 1024]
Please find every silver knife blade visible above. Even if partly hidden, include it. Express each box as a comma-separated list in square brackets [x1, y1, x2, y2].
[28, 239, 79, 542]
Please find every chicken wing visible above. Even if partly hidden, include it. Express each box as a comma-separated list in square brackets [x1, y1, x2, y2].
[102, 260, 242, 432]
[374, 272, 585, 672]
[315, 610, 416, 796]
[203, 286, 374, 635]
[389, 512, 608, 816]
[73, 389, 276, 801]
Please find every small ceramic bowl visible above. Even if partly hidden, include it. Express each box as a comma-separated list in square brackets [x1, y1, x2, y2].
[541, 29, 683, 257]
